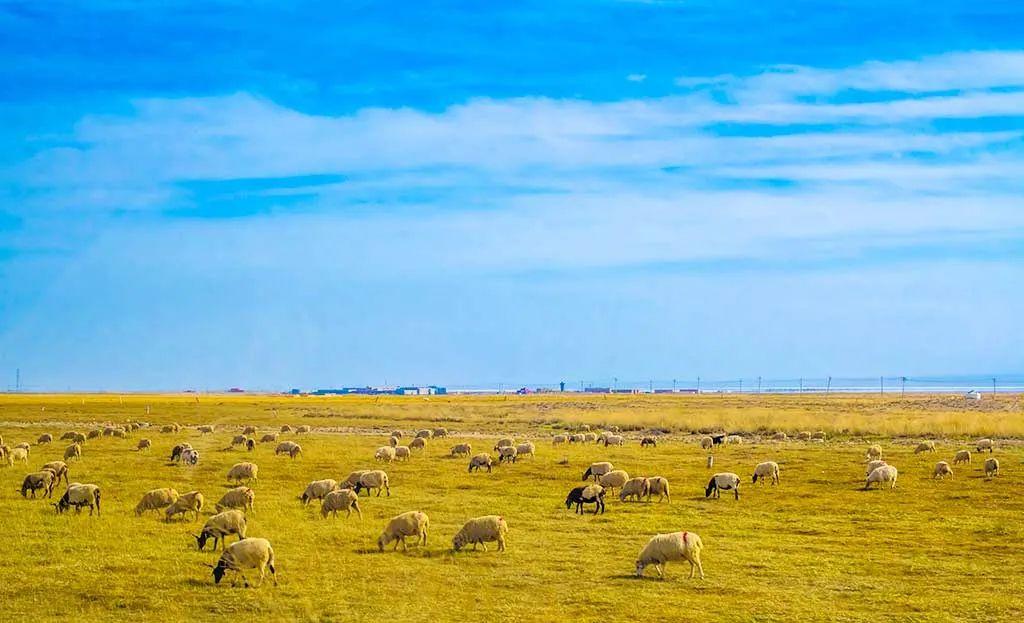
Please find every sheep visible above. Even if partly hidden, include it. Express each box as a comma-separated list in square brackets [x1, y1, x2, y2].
[195, 509, 247, 550]
[321, 488, 361, 519]
[13, 442, 30, 452]
[207, 537, 277, 587]
[60, 431, 77, 441]
[984, 458, 999, 478]
[226, 462, 259, 485]
[342, 470, 369, 488]
[55, 483, 101, 516]
[160, 425, 176, 434]
[552, 434, 568, 445]
[515, 441, 536, 459]
[771, 432, 788, 442]
[388, 436, 399, 447]
[295, 425, 311, 434]
[275, 441, 302, 458]
[582, 462, 614, 481]
[390, 430, 403, 439]
[797, 431, 812, 441]
[87, 429, 102, 440]
[568, 433, 585, 443]
[640, 437, 658, 447]
[578, 424, 591, 432]
[230, 434, 248, 447]
[242, 426, 257, 436]
[37, 433, 53, 445]
[811, 431, 827, 441]
[181, 448, 200, 466]
[752, 461, 780, 486]
[215, 487, 255, 514]
[21, 471, 56, 498]
[450, 443, 472, 457]
[394, 446, 412, 461]
[135, 488, 180, 515]
[584, 432, 598, 443]
[914, 441, 936, 454]
[280, 425, 292, 433]
[378, 511, 429, 551]
[113, 428, 129, 439]
[603, 434, 625, 447]
[169, 443, 193, 463]
[432, 427, 449, 438]
[645, 476, 671, 503]
[353, 470, 391, 497]
[493, 438, 514, 451]
[599, 469, 630, 493]
[866, 445, 883, 461]
[976, 439, 994, 453]
[41, 461, 69, 485]
[375, 446, 396, 463]
[409, 437, 427, 450]
[102, 427, 117, 437]
[452, 515, 509, 552]
[498, 445, 519, 464]
[166, 490, 204, 522]
[468, 453, 493, 473]
[865, 465, 898, 490]
[198, 425, 215, 434]
[63, 443, 82, 461]
[415, 429, 432, 440]
[565, 484, 605, 514]
[865, 460, 888, 476]
[301, 479, 339, 505]
[953, 450, 971, 465]
[699, 436, 713, 450]
[619, 477, 650, 502]
[705, 473, 741, 500]
[10, 447, 29, 464]
[635, 531, 705, 580]
[933, 461, 953, 480]
[726, 435, 743, 445]
[245, 438, 256, 452]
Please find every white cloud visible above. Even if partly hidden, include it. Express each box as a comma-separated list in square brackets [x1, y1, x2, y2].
[626, 73, 647, 82]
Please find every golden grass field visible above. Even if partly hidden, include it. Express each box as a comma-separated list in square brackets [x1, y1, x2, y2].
[1, 393, 1022, 622]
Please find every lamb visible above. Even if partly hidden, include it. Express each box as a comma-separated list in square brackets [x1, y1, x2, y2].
[866, 445, 883, 461]
[260, 433, 278, 443]
[865, 460, 888, 476]
[37, 433, 53, 445]
[752, 461, 780, 485]
[450, 443, 472, 457]
[635, 531, 705, 580]
[452, 515, 509, 552]
[320, 488, 362, 519]
[953, 450, 971, 465]
[208, 537, 277, 587]
[984, 458, 999, 478]
[645, 476, 671, 503]
[468, 453, 493, 473]
[295, 425, 311, 434]
[603, 434, 625, 447]
[135, 488, 180, 515]
[215, 486, 255, 514]
[498, 445, 519, 464]
[515, 441, 536, 458]
[976, 438, 994, 453]
[342, 470, 369, 488]
[582, 462, 614, 481]
[166, 490, 204, 522]
[705, 473, 741, 499]
[933, 461, 953, 480]
[700, 436, 713, 450]
[552, 434, 568, 445]
[432, 428, 449, 438]
[914, 441, 936, 454]
[63, 443, 82, 461]
[378, 511, 429, 551]
[415, 429, 432, 439]
[21, 471, 56, 498]
[493, 438, 514, 450]
[865, 464, 898, 490]
[619, 477, 650, 502]
[374, 446, 396, 463]
[226, 462, 259, 485]
[195, 509, 247, 550]
[353, 470, 391, 497]
[599, 469, 630, 493]
[409, 437, 427, 450]
[640, 437, 658, 447]
[301, 479, 339, 505]
[565, 484, 605, 514]
[394, 446, 412, 461]
[41, 461, 69, 485]
[55, 483, 101, 515]
[136, 438, 152, 451]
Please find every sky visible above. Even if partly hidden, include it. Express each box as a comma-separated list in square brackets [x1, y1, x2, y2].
[1, 1, 1023, 391]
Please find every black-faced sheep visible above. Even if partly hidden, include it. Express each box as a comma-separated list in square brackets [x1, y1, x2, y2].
[565, 484, 605, 514]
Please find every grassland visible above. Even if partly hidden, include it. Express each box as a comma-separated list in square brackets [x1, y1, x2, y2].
[1, 393, 1022, 622]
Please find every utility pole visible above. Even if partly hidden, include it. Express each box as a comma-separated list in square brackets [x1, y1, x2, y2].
[880, 376, 884, 396]
[672, 379, 677, 392]
[799, 377, 803, 393]
[649, 380, 653, 393]
[993, 377, 997, 396]
[15, 368, 19, 392]
[901, 376, 907, 399]
[697, 376, 701, 393]
[739, 379, 743, 394]
[757, 376, 762, 394]
[826, 376, 831, 395]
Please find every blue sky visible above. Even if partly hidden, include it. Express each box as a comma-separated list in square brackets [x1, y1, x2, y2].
[1, 1, 1023, 391]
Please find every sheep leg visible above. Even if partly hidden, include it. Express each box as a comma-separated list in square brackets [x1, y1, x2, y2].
[655, 564, 664, 579]
[481, 542, 488, 552]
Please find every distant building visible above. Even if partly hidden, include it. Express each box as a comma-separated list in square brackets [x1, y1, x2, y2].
[228, 387, 245, 393]
[395, 386, 447, 396]
[584, 387, 610, 393]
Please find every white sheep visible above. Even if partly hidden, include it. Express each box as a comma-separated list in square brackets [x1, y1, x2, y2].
[796, 431, 812, 441]
[584, 432, 598, 443]
[415, 429, 432, 439]
[498, 445, 519, 464]
[699, 436, 713, 450]
[450, 443, 472, 457]
[752, 461, 780, 486]
[582, 462, 614, 481]
[866, 445, 883, 461]
[260, 433, 278, 443]
[342, 470, 369, 488]
[135, 488, 179, 516]
[295, 425, 311, 434]
[21, 471, 56, 498]
[37, 433, 53, 445]
[515, 441, 536, 459]
[321, 488, 361, 519]
[635, 531, 705, 579]
[568, 433, 585, 443]
[378, 511, 429, 551]
[452, 515, 508, 552]
[390, 430, 403, 439]
[195, 509, 247, 550]
[41, 460, 69, 485]
[226, 462, 259, 484]
[55, 483, 101, 515]
[432, 427, 449, 438]
[705, 473, 741, 499]
[354, 470, 391, 497]
[493, 438, 514, 450]
[865, 464, 898, 490]
[619, 477, 650, 502]
[771, 432, 788, 441]
[984, 458, 999, 478]
[811, 431, 827, 441]
[410, 437, 427, 450]
[301, 479, 339, 505]
[552, 434, 568, 445]
[388, 436, 399, 447]
[394, 445, 412, 461]
[198, 425, 215, 434]
[166, 490, 204, 522]
[645, 476, 671, 503]
[10, 447, 29, 464]
[275, 441, 302, 458]
[933, 461, 953, 480]
[914, 441, 936, 454]
[375, 446, 397, 463]
[865, 460, 888, 476]
[603, 434, 625, 447]
[208, 537, 277, 587]
[215, 487, 255, 514]
[136, 438, 152, 451]
[953, 450, 971, 465]
[726, 434, 743, 445]
[63, 443, 82, 461]
[599, 470, 630, 493]
[976, 438, 994, 453]
[468, 453, 493, 473]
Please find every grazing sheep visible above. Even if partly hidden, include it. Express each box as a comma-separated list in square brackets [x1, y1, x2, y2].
[195, 510, 247, 550]
[160, 425, 176, 434]
[208, 537, 277, 587]
[215, 487, 255, 514]
[582, 462, 614, 481]
[811, 431, 827, 441]
[41, 461, 69, 485]
[169, 443, 193, 463]
[914, 441, 936, 454]
[260, 433, 278, 443]
[10, 447, 29, 464]
[295, 425, 311, 434]
[433, 428, 449, 438]
[388, 436, 399, 447]
[552, 434, 568, 445]
[378, 511, 429, 551]
[394, 446, 412, 461]
[166, 490, 204, 522]
[450, 443, 472, 457]
[135, 488, 180, 515]
[230, 434, 247, 447]
[865, 465, 898, 490]
[603, 434, 625, 447]
[705, 473, 741, 500]
[353, 470, 391, 497]
[198, 425, 215, 434]
[87, 429, 102, 440]
[409, 437, 427, 450]
[583, 432, 598, 443]
[699, 436, 714, 450]
[866, 445, 883, 461]
[452, 515, 508, 552]
[726, 435, 743, 445]
[63, 443, 82, 461]
[280, 425, 292, 433]
[498, 445, 519, 464]
[752, 461, 780, 485]
[565, 484, 605, 514]
[468, 453, 493, 473]
[71, 432, 87, 444]
[226, 462, 259, 485]
[375, 446, 397, 463]
[933, 461, 953, 480]
[415, 429, 433, 440]
[181, 448, 200, 466]
[640, 437, 658, 447]
[113, 428, 129, 439]
[599, 469, 630, 493]
[771, 432, 788, 442]
[389, 430, 402, 439]
[796, 431, 812, 441]
[55, 483, 101, 516]
[865, 460, 888, 476]
[274, 441, 302, 458]
[976, 439, 994, 453]
[14, 442, 30, 452]
[984, 458, 999, 478]
[242, 426, 257, 436]
[493, 438, 514, 450]
[568, 433, 585, 443]
[619, 477, 650, 502]
[342, 470, 369, 488]
[635, 531, 705, 580]
[60, 432, 76, 441]
[301, 479, 339, 505]
[321, 488, 361, 519]
[515, 441, 536, 459]
[645, 476, 671, 503]
[37, 433, 53, 445]
[953, 450, 971, 465]
[245, 438, 255, 452]
[21, 471, 56, 498]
